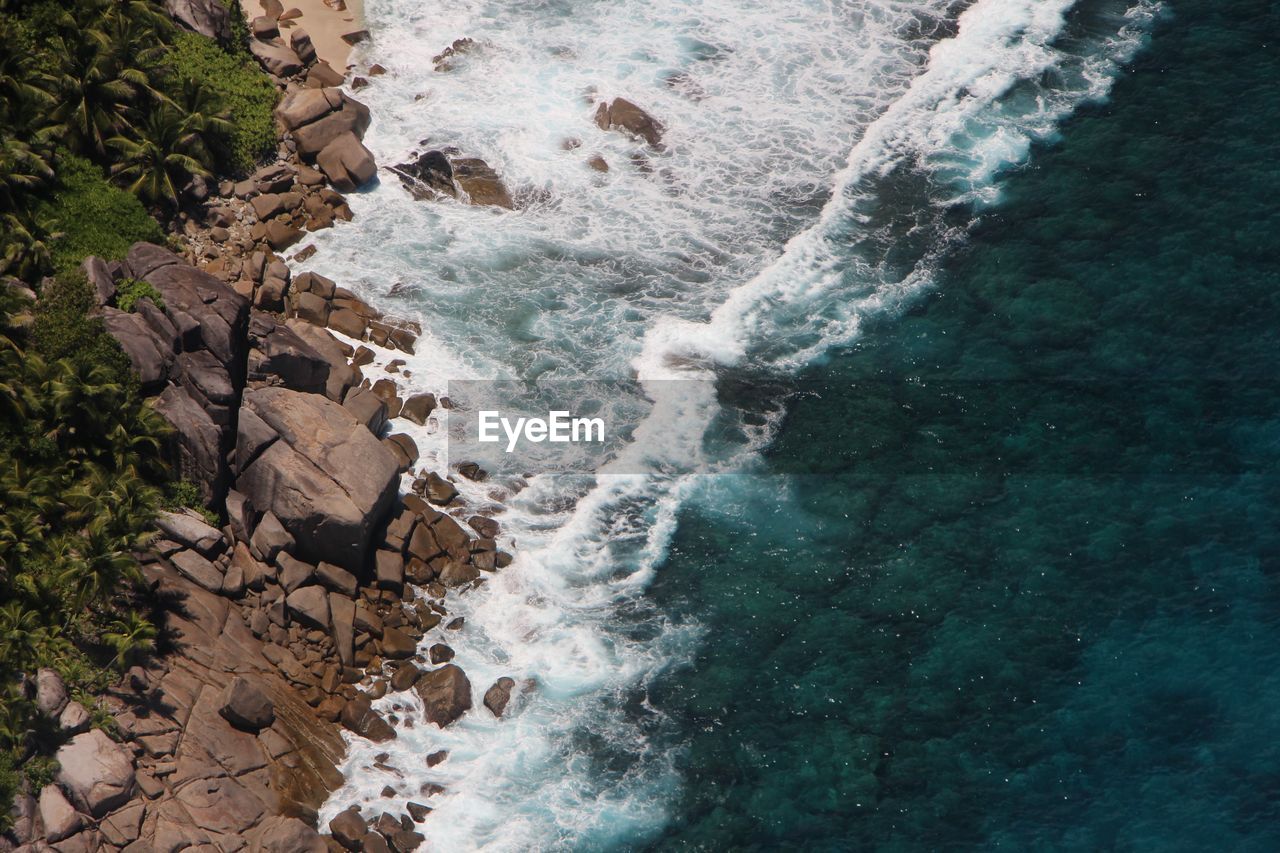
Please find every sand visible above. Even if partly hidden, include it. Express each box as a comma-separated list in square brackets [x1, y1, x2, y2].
[241, 0, 367, 71]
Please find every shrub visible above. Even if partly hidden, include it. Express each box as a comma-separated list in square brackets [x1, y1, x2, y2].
[115, 277, 165, 313]
[164, 32, 279, 173]
[167, 480, 218, 525]
[35, 154, 164, 273]
[31, 270, 134, 380]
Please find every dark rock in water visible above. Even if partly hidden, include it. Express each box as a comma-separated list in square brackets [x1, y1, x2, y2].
[391, 150, 455, 200]
[425, 750, 447, 768]
[390, 663, 421, 692]
[424, 472, 458, 506]
[392, 829, 427, 851]
[594, 97, 664, 148]
[401, 393, 436, 425]
[316, 132, 378, 192]
[341, 695, 396, 742]
[427, 643, 454, 665]
[219, 676, 275, 731]
[453, 158, 514, 209]
[415, 664, 471, 727]
[329, 807, 368, 850]
[483, 676, 516, 717]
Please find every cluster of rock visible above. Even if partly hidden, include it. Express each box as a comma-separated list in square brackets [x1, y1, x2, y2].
[245, 0, 348, 90]
[9, 244, 518, 849]
[388, 149, 514, 210]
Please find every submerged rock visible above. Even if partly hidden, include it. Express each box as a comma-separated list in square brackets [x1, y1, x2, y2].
[594, 97, 664, 148]
[390, 150, 513, 209]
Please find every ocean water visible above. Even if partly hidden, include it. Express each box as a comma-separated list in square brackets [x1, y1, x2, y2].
[297, 0, 1279, 848]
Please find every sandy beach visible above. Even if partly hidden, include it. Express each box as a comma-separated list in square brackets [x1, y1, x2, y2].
[241, 0, 366, 70]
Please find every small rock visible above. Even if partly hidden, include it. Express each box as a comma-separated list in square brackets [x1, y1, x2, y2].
[329, 806, 368, 850]
[427, 643, 454, 665]
[341, 695, 396, 742]
[219, 676, 275, 731]
[483, 676, 516, 717]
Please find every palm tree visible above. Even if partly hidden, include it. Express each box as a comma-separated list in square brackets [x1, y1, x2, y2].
[45, 27, 157, 157]
[169, 77, 234, 170]
[108, 107, 210, 208]
[102, 612, 155, 671]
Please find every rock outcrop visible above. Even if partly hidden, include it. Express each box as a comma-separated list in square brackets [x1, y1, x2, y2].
[236, 387, 400, 570]
[276, 88, 378, 191]
[415, 664, 472, 728]
[390, 149, 513, 209]
[164, 0, 231, 41]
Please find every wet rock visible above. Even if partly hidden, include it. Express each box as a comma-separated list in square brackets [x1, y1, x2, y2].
[401, 393, 436, 425]
[438, 560, 480, 588]
[483, 676, 516, 717]
[427, 643, 454, 665]
[219, 676, 275, 731]
[390, 150, 454, 200]
[406, 801, 432, 822]
[594, 97, 664, 147]
[390, 663, 421, 692]
[380, 627, 416, 659]
[340, 695, 396, 742]
[424, 472, 458, 505]
[329, 806, 368, 850]
[452, 157, 515, 209]
[414, 664, 471, 727]
[467, 515, 500, 539]
[425, 750, 447, 768]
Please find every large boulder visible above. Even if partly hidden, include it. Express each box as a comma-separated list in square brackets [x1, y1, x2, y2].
[38, 784, 83, 842]
[316, 132, 378, 192]
[594, 97, 664, 147]
[277, 89, 371, 157]
[235, 387, 400, 570]
[329, 807, 368, 851]
[250, 37, 304, 77]
[165, 0, 231, 40]
[339, 696, 395, 742]
[154, 384, 225, 504]
[247, 311, 331, 395]
[286, 585, 331, 630]
[219, 676, 275, 731]
[249, 815, 328, 852]
[35, 667, 69, 718]
[415, 664, 472, 728]
[55, 729, 136, 817]
[100, 307, 173, 393]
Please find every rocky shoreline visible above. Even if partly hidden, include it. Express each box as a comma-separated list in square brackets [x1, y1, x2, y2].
[7, 0, 672, 846]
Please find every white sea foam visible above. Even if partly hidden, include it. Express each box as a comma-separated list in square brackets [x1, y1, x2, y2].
[306, 0, 1158, 847]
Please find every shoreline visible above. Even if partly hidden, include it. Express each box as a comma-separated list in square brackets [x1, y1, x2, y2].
[238, 0, 367, 71]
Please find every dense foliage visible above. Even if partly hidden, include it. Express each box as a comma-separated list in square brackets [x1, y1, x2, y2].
[0, 275, 171, 818]
[0, 0, 278, 279]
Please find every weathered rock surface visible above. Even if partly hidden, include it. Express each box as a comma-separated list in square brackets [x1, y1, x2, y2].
[165, 0, 231, 40]
[340, 696, 396, 742]
[415, 664, 472, 728]
[39, 784, 84, 842]
[391, 149, 513, 208]
[219, 676, 275, 731]
[316, 132, 379, 192]
[236, 386, 400, 570]
[250, 37, 304, 77]
[56, 729, 136, 817]
[35, 667, 69, 718]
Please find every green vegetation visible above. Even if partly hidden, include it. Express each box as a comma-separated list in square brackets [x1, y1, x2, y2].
[115, 277, 166, 313]
[166, 31, 279, 172]
[166, 480, 220, 527]
[1, 278, 171, 820]
[0, 0, 279, 279]
[35, 154, 165, 272]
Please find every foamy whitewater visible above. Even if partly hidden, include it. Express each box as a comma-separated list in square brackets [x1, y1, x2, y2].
[300, 0, 1159, 847]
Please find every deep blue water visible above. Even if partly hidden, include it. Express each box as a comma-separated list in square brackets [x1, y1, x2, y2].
[647, 2, 1280, 849]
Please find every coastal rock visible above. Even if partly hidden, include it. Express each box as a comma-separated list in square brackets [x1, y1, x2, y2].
[427, 644, 454, 665]
[594, 97, 664, 147]
[251, 14, 279, 40]
[286, 584, 331, 630]
[249, 815, 328, 852]
[340, 696, 396, 742]
[452, 157, 514, 209]
[389, 663, 421, 692]
[343, 387, 388, 434]
[415, 664, 472, 727]
[290, 28, 317, 65]
[247, 311, 331, 395]
[165, 0, 231, 41]
[483, 677, 516, 717]
[390, 150, 454, 199]
[401, 393, 435, 425]
[154, 384, 225, 503]
[100, 307, 173, 392]
[219, 676, 275, 731]
[250, 37, 304, 77]
[330, 807, 368, 850]
[55, 729, 136, 817]
[237, 387, 400, 570]
[278, 88, 371, 157]
[316, 132, 378, 192]
[287, 319, 361, 401]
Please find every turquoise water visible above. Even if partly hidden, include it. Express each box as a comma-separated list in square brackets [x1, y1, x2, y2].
[647, 2, 1280, 849]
